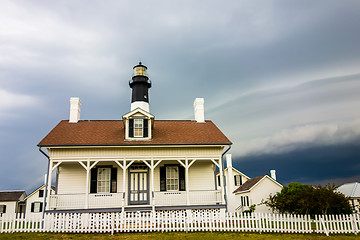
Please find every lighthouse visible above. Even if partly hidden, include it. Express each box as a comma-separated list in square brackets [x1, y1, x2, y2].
[129, 62, 152, 112]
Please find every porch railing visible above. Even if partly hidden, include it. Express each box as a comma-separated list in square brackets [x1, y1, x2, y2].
[153, 190, 222, 206]
[49, 190, 221, 210]
[49, 193, 124, 210]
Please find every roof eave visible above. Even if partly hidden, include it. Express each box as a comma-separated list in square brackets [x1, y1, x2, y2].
[38, 143, 232, 148]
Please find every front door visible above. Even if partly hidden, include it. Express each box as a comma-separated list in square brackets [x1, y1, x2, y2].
[128, 165, 149, 205]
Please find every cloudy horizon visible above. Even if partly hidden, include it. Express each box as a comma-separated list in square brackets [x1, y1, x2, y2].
[1, 0, 360, 193]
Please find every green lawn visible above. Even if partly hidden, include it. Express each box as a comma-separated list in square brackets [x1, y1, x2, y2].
[1, 232, 360, 240]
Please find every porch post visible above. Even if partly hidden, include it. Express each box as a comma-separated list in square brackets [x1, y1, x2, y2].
[218, 158, 226, 204]
[185, 158, 190, 206]
[46, 159, 53, 210]
[123, 159, 126, 211]
[151, 159, 155, 210]
[85, 160, 90, 209]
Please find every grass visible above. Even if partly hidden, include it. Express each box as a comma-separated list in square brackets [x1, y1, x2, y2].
[1, 232, 360, 240]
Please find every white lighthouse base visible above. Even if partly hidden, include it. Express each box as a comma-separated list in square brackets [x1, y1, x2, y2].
[131, 101, 150, 112]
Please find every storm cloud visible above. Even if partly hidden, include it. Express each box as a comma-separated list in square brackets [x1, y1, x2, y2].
[0, 0, 360, 191]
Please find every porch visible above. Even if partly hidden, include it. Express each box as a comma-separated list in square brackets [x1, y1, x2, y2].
[45, 154, 227, 211]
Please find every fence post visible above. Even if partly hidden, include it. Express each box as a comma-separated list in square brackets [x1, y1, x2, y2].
[351, 214, 358, 235]
[185, 210, 190, 233]
[320, 216, 329, 236]
[111, 212, 115, 235]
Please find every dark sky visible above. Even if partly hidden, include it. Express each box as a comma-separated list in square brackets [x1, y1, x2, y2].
[234, 141, 360, 186]
[1, 0, 360, 192]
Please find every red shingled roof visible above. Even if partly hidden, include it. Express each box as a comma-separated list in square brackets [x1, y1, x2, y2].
[233, 175, 267, 194]
[38, 120, 231, 147]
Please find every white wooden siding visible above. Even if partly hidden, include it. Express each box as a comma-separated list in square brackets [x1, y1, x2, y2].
[152, 160, 215, 191]
[217, 168, 250, 190]
[57, 163, 87, 194]
[25, 186, 55, 217]
[58, 163, 126, 195]
[235, 177, 282, 213]
[0, 201, 16, 217]
[49, 147, 222, 159]
[188, 161, 215, 191]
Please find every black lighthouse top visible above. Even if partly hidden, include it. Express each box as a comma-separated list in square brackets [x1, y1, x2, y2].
[129, 62, 152, 103]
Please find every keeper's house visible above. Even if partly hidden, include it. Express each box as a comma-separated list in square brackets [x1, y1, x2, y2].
[0, 191, 26, 217]
[38, 63, 232, 213]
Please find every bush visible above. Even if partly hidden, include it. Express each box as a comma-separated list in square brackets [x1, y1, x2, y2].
[264, 182, 352, 216]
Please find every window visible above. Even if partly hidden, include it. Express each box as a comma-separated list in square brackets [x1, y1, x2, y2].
[166, 166, 179, 191]
[128, 118, 149, 138]
[39, 190, 44, 198]
[160, 165, 185, 191]
[134, 119, 143, 137]
[0, 205, 6, 213]
[241, 196, 249, 207]
[234, 175, 242, 186]
[97, 168, 111, 193]
[217, 175, 221, 187]
[90, 167, 117, 194]
[31, 202, 43, 213]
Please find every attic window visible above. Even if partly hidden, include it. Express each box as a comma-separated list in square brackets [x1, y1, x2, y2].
[134, 119, 143, 137]
[234, 175, 242, 186]
[129, 118, 149, 138]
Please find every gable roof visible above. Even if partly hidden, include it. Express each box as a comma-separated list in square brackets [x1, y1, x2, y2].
[38, 120, 232, 147]
[0, 191, 26, 202]
[337, 182, 360, 198]
[233, 175, 283, 194]
[122, 108, 154, 119]
[24, 185, 56, 200]
[233, 175, 267, 194]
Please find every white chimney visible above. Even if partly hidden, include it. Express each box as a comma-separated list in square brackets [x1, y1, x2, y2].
[226, 154, 233, 168]
[270, 170, 277, 180]
[69, 97, 81, 123]
[226, 154, 234, 191]
[194, 98, 205, 123]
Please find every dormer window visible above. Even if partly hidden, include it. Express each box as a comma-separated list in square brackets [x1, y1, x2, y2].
[134, 119, 143, 137]
[128, 117, 149, 139]
[123, 108, 153, 140]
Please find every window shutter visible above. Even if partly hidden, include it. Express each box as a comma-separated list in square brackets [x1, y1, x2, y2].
[40, 203, 43, 212]
[31, 203, 34, 212]
[179, 166, 185, 191]
[143, 119, 148, 137]
[129, 119, 134, 137]
[3, 205, 6, 213]
[234, 176, 238, 186]
[111, 168, 117, 193]
[39, 190, 44, 198]
[160, 166, 166, 191]
[90, 168, 97, 193]
[240, 176, 242, 185]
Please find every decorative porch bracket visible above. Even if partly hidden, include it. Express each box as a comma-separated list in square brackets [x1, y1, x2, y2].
[177, 159, 196, 205]
[78, 160, 99, 209]
[211, 158, 225, 204]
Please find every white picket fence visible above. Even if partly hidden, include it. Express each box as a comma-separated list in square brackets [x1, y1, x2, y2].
[1, 212, 360, 235]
